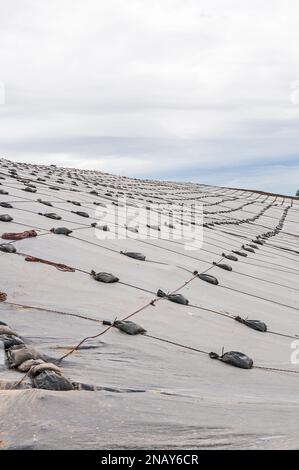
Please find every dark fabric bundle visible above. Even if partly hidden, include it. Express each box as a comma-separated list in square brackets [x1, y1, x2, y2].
[0, 243, 16, 253]
[235, 316, 267, 332]
[146, 224, 161, 231]
[0, 214, 13, 222]
[67, 200, 81, 206]
[1, 230, 37, 240]
[91, 223, 110, 231]
[253, 239, 264, 245]
[71, 211, 89, 218]
[157, 289, 189, 305]
[0, 324, 17, 336]
[38, 212, 62, 220]
[91, 270, 119, 283]
[197, 273, 219, 285]
[242, 245, 255, 253]
[113, 320, 146, 335]
[125, 225, 139, 233]
[0, 202, 13, 208]
[222, 253, 238, 261]
[7, 345, 40, 368]
[248, 244, 258, 249]
[209, 350, 253, 369]
[22, 187, 36, 193]
[212, 262, 232, 271]
[0, 292, 7, 301]
[232, 250, 247, 257]
[30, 365, 73, 391]
[120, 251, 146, 261]
[25, 255, 75, 272]
[0, 335, 24, 349]
[50, 227, 73, 235]
[37, 199, 53, 207]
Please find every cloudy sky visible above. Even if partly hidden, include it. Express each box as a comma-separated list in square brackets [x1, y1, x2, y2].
[0, 0, 299, 194]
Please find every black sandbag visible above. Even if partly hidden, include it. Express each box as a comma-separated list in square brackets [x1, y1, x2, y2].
[91, 270, 119, 283]
[125, 225, 139, 233]
[0, 243, 16, 253]
[249, 244, 258, 249]
[113, 320, 146, 335]
[91, 223, 110, 231]
[7, 345, 39, 368]
[0, 214, 13, 222]
[242, 245, 255, 253]
[0, 202, 13, 208]
[22, 186, 36, 193]
[120, 251, 146, 261]
[197, 273, 219, 285]
[0, 334, 24, 349]
[146, 224, 161, 231]
[32, 370, 73, 391]
[71, 210, 89, 218]
[235, 316, 267, 332]
[0, 323, 17, 336]
[67, 200, 81, 206]
[0, 190, 8, 195]
[212, 262, 232, 271]
[232, 250, 247, 257]
[222, 253, 238, 261]
[38, 212, 62, 220]
[209, 350, 253, 369]
[37, 199, 53, 207]
[157, 289, 189, 305]
[50, 227, 73, 235]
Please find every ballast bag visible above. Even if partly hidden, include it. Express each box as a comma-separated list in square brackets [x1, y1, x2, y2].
[125, 225, 139, 233]
[0, 292, 7, 301]
[37, 199, 53, 207]
[0, 334, 24, 350]
[7, 345, 40, 368]
[157, 289, 189, 305]
[38, 212, 62, 220]
[0, 324, 17, 336]
[67, 200, 81, 206]
[212, 262, 232, 271]
[91, 223, 110, 231]
[71, 211, 89, 218]
[32, 370, 73, 391]
[0, 190, 8, 195]
[0, 243, 16, 253]
[146, 224, 161, 231]
[22, 186, 36, 193]
[232, 250, 247, 257]
[235, 316, 267, 332]
[0, 214, 13, 222]
[91, 270, 119, 283]
[210, 350, 253, 369]
[197, 273, 219, 285]
[222, 253, 238, 261]
[242, 245, 255, 253]
[113, 320, 146, 335]
[0, 202, 13, 208]
[50, 227, 73, 235]
[120, 251, 146, 261]
[1, 230, 37, 240]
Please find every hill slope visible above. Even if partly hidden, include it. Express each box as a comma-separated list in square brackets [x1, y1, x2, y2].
[0, 158, 299, 449]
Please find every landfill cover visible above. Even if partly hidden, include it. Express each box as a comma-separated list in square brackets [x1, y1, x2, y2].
[0, 158, 299, 450]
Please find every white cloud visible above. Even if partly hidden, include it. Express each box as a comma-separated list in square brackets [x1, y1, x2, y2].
[0, 0, 299, 193]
